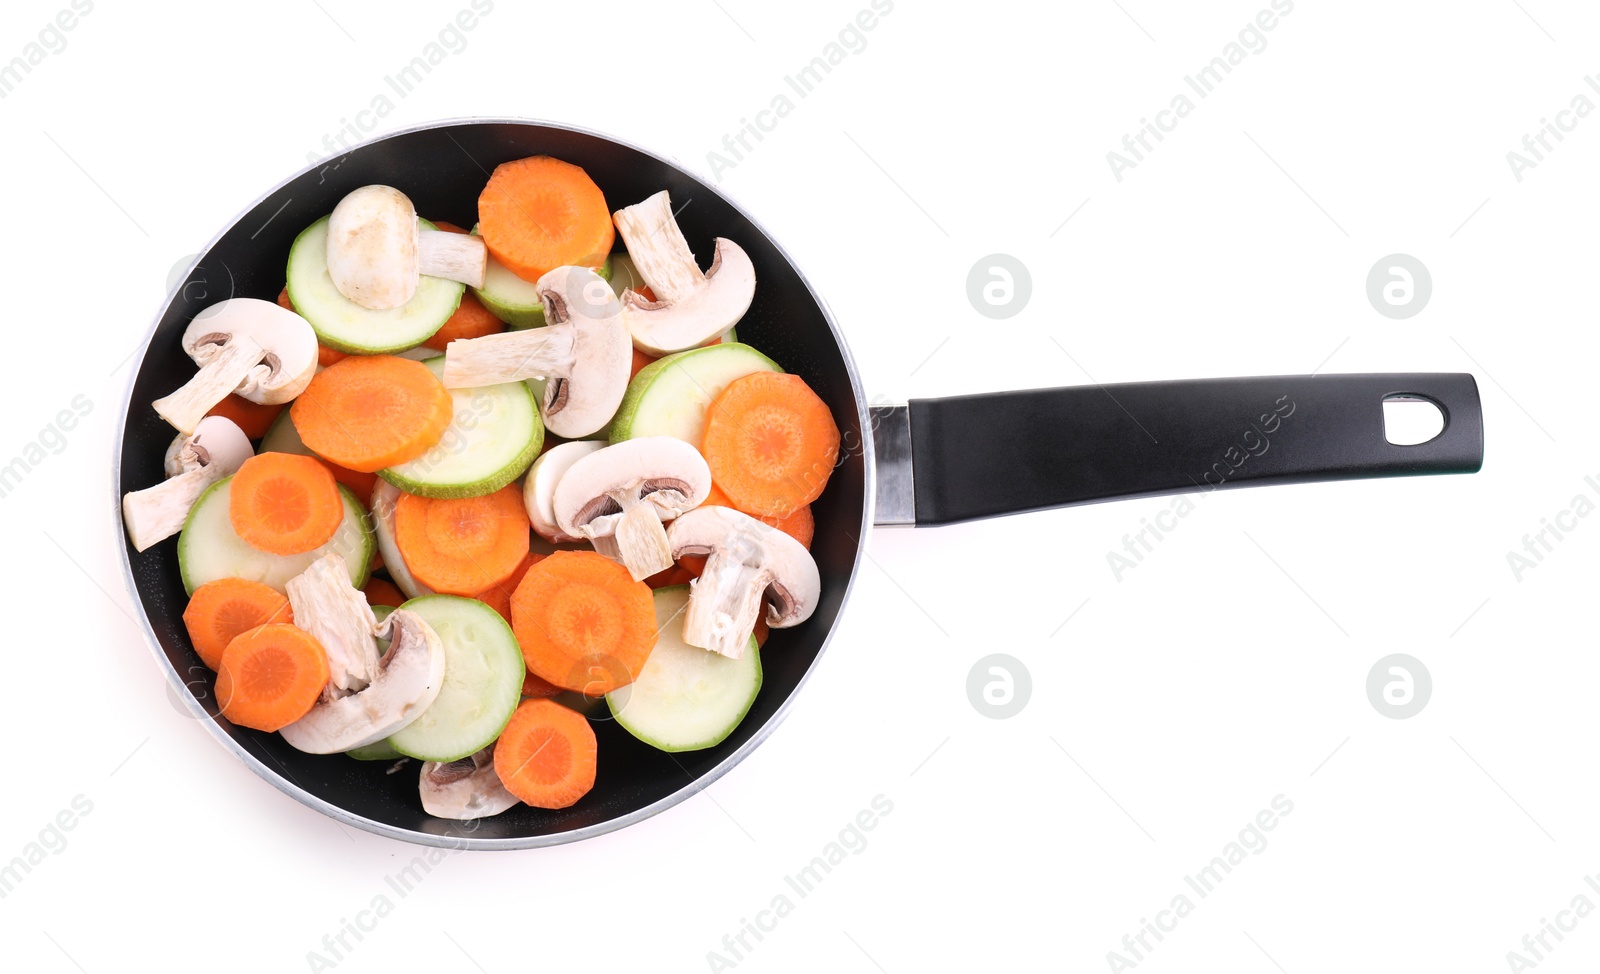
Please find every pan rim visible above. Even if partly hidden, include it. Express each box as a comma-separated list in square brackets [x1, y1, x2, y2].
[112, 115, 875, 849]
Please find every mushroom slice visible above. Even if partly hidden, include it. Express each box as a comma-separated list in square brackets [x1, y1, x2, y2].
[523, 440, 606, 543]
[612, 191, 756, 356]
[278, 606, 447, 754]
[286, 553, 380, 695]
[441, 265, 631, 438]
[325, 184, 487, 309]
[553, 437, 711, 581]
[121, 416, 253, 552]
[152, 298, 318, 434]
[419, 744, 520, 820]
[667, 505, 821, 659]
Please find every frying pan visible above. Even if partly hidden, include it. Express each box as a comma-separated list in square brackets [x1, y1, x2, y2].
[116, 118, 1485, 849]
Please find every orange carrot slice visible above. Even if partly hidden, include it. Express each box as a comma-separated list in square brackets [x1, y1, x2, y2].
[291, 355, 452, 473]
[393, 484, 530, 595]
[472, 551, 545, 625]
[228, 452, 344, 555]
[477, 156, 614, 282]
[521, 670, 564, 700]
[422, 291, 504, 351]
[362, 577, 406, 609]
[629, 347, 656, 382]
[313, 456, 376, 506]
[493, 698, 597, 809]
[702, 371, 840, 518]
[182, 578, 294, 670]
[510, 550, 655, 695]
[215, 623, 330, 732]
[205, 395, 284, 440]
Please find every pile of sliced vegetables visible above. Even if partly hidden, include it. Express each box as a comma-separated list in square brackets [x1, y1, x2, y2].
[123, 155, 841, 819]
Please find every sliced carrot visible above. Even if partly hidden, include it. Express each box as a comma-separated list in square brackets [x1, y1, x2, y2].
[510, 550, 655, 695]
[701, 483, 814, 549]
[394, 484, 530, 596]
[423, 291, 504, 351]
[521, 670, 564, 699]
[291, 355, 452, 473]
[645, 563, 699, 589]
[629, 347, 656, 382]
[477, 156, 614, 282]
[362, 577, 406, 609]
[182, 578, 293, 670]
[702, 371, 841, 518]
[493, 698, 597, 808]
[754, 613, 770, 648]
[228, 452, 344, 555]
[472, 551, 545, 625]
[278, 286, 345, 366]
[316, 458, 376, 509]
[205, 395, 284, 440]
[215, 623, 330, 732]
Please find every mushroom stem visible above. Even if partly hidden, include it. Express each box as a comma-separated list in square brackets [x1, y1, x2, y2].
[122, 467, 220, 553]
[441, 327, 576, 388]
[151, 334, 267, 434]
[612, 191, 703, 304]
[682, 552, 767, 659]
[418, 229, 487, 288]
[589, 533, 623, 563]
[286, 553, 380, 696]
[609, 500, 674, 581]
[121, 418, 253, 552]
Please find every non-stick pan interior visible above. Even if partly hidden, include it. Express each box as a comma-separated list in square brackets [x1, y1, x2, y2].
[117, 120, 869, 846]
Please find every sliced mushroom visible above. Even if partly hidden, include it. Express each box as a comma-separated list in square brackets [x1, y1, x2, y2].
[278, 558, 446, 754]
[524, 440, 606, 543]
[440, 265, 631, 438]
[325, 185, 487, 309]
[285, 552, 380, 695]
[152, 298, 318, 434]
[612, 191, 756, 356]
[553, 437, 711, 581]
[419, 744, 520, 820]
[666, 505, 821, 659]
[121, 417, 253, 552]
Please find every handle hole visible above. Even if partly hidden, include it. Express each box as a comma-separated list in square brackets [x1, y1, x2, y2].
[1382, 395, 1445, 445]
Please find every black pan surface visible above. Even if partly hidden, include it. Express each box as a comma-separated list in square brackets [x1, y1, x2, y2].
[117, 119, 871, 847]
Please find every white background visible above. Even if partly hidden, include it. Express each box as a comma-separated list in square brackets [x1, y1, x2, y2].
[1, 1, 1596, 971]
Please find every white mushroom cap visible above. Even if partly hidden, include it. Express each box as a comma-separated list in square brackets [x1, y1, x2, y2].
[152, 298, 318, 434]
[123, 416, 254, 552]
[667, 505, 821, 658]
[278, 607, 447, 754]
[612, 191, 756, 356]
[440, 265, 632, 439]
[326, 185, 486, 310]
[328, 185, 418, 309]
[524, 440, 606, 543]
[553, 437, 711, 580]
[419, 744, 521, 820]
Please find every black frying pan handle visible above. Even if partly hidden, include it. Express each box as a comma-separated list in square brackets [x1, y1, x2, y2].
[905, 373, 1483, 526]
